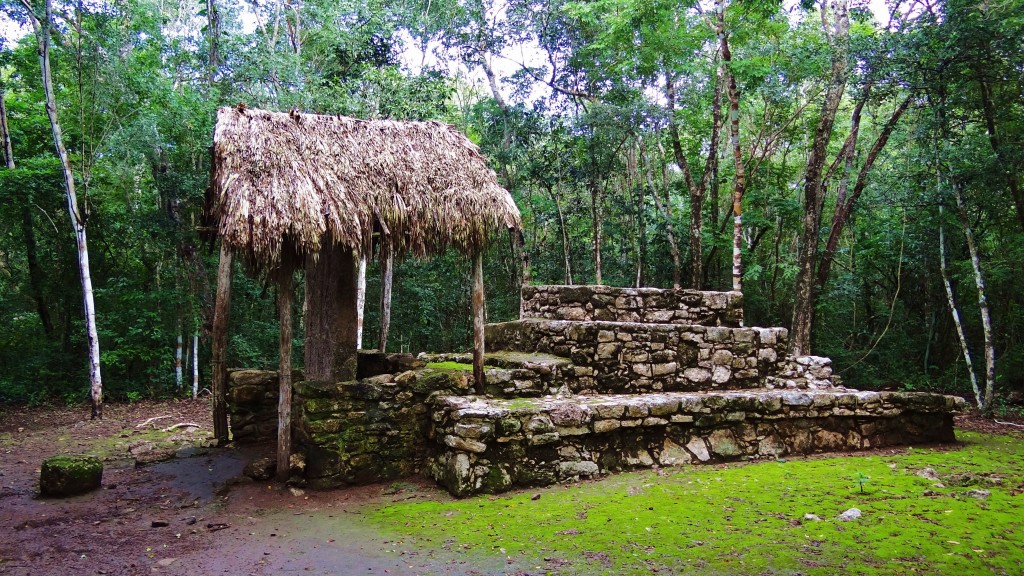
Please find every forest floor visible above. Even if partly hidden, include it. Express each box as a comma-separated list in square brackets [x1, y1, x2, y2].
[0, 399, 1022, 576]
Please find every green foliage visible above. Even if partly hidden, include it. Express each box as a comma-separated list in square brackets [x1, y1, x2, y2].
[1, 0, 1023, 407]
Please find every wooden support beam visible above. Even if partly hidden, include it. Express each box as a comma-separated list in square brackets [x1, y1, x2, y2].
[472, 250, 486, 394]
[211, 242, 233, 445]
[379, 242, 393, 353]
[276, 271, 294, 482]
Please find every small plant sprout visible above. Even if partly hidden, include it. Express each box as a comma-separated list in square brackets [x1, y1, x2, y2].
[853, 471, 871, 493]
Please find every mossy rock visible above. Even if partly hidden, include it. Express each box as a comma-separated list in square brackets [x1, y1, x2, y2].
[40, 455, 103, 497]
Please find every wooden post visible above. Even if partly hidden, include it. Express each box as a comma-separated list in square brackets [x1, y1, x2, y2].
[211, 242, 233, 445]
[472, 250, 486, 394]
[356, 255, 366, 349]
[378, 242, 393, 353]
[276, 271, 294, 482]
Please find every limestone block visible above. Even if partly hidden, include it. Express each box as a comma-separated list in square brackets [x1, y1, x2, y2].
[684, 367, 711, 384]
[652, 362, 678, 376]
[558, 461, 600, 478]
[685, 437, 711, 461]
[711, 350, 734, 366]
[659, 438, 692, 465]
[455, 422, 493, 440]
[711, 366, 732, 384]
[594, 419, 621, 433]
[444, 435, 488, 454]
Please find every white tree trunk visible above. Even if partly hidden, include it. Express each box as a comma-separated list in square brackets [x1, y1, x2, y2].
[952, 184, 997, 412]
[175, 325, 184, 391]
[938, 206, 982, 409]
[22, 0, 103, 417]
[192, 331, 199, 399]
[356, 255, 366, 349]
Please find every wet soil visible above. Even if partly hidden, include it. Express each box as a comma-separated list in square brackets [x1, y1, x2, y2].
[0, 400, 485, 576]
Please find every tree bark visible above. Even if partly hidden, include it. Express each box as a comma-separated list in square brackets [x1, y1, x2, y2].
[276, 272, 294, 482]
[938, 205, 982, 409]
[175, 326, 184, 390]
[356, 255, 366, 349]
[211, 243, 233, 444]
[977, 77, 1024, 233]
[790, 0, 850, 355]
[472, 250, 486, 394]
[305, 242, 358, 381]
[192, 331, 199, 399]
[21, 0, 104, 417]
[952, 181, 996, 413]
[378, 242, 393, 352]
[640, 142, 682, 288]
[549, 185, 573, 285]
[589, 177, 603, 285]
[815, 95, 912, 291]
[716, 0, 746, 296]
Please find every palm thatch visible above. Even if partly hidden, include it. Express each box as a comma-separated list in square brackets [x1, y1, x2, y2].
[208, 106, 521, 270]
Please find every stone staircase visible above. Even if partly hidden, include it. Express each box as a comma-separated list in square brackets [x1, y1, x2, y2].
[426, 285, 966, 497]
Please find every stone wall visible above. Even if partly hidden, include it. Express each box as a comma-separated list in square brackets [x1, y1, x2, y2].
[295, 368, 474, 488]
[227, 369, 302, 444]
[294, 353, 564, 488]
[487, 319, 789, 394]
[521, 285, 743, 327]
[427, 390, 967, 497]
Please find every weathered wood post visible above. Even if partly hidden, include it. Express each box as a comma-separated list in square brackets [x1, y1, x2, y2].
[276, 270, 294, 481]
[472, 250, 486, 394]
[211, 243, 233, 445]
[379, 241, 393, 353]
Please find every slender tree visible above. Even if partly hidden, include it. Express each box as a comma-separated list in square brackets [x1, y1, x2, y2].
[19, 0, 104, 417]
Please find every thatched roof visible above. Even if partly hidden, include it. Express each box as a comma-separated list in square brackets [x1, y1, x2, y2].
[208, 106, 521, 269]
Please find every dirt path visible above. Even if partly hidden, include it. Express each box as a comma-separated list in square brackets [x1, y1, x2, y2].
[0, 400, 511, 576]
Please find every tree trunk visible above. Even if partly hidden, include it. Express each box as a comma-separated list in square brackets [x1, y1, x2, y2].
[192, 330, 199, 399]
[952, 182, 996, 413]
[815, 95, 912, 291]
[472, 251, 486, 394]
[305, 242, 358, 381]
[938, 205, 982, 409]
[356, 255, 366, 349]
[175, 326, 184, 390]
[210, 243, 233, 444]
[549, 186, 573, 285]
[977, 77, 1024, 233]
[378, 242, 393, 352]
[790, 0, 850, 355]
[276, 272, 294, 482]
[590, 179, 603, 285]
[22, 0, 103, 417]
[716, 0, 747, 296]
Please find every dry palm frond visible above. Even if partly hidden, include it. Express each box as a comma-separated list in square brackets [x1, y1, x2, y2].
[208, 106, 521, 271]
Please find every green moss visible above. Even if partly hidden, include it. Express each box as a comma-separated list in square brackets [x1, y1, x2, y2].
[364, 432, 1024, 575]
[40, 454, 103, 496]
[425, 361, 474, 371]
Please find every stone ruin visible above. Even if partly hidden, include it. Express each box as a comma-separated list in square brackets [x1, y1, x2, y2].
[227, 285, 966, 497]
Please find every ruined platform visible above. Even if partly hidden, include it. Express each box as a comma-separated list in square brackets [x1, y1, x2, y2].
[229, 284, 966, 497]
[427, 390, 966, 496]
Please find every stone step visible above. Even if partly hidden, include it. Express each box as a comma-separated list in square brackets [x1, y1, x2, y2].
[522, 285, 743, 327]
[420, 351, 574, 397]
[486, 318, 791, 394]
[427, 390, 967, 497]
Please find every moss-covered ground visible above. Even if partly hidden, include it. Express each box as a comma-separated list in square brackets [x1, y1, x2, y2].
[366, 432, 1024, 575]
